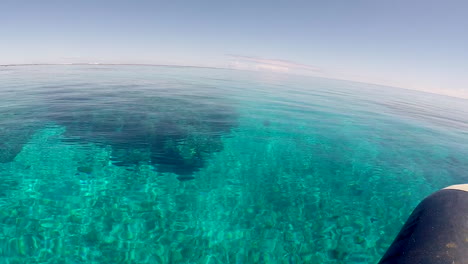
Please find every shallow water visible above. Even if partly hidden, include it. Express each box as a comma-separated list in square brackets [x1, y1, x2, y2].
[0, 65, 467, 263]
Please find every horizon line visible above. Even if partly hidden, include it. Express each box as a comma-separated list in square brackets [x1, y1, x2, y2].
[0, 62, 233, 71]
[1, 63, 466, 101]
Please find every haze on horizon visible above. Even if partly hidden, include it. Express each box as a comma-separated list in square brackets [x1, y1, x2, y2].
[1, 0, 467, 99]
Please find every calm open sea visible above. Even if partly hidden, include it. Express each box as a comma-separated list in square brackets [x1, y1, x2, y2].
[0, 65, 467, 263]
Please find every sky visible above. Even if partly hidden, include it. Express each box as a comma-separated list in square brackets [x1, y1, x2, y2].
[1, 0, 468, 98]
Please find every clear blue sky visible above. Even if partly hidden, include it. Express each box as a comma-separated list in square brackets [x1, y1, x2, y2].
[1, 0, 467, 98]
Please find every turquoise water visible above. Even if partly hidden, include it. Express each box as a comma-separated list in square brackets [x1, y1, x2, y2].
[0, 65, 467, 263]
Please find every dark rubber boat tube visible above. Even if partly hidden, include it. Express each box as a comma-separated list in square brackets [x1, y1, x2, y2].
[379, 184, 468, 264]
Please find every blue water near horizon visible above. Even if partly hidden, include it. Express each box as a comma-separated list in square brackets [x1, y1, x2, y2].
[0, 65, 467, 263]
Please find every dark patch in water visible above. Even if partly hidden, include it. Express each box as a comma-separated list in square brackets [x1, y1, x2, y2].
[328, 248, 348, 260]
[77, 166, 93, 174]
[177, 175, 196, 181]
[45, 85, 237, 176]
[0, 124, 38, 163]
[0, 79, 237, 178]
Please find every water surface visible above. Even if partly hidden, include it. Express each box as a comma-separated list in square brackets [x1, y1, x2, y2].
[1, 65, 467, 263]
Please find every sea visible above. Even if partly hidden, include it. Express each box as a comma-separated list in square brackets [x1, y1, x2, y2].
[0, 65, 467, 263]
